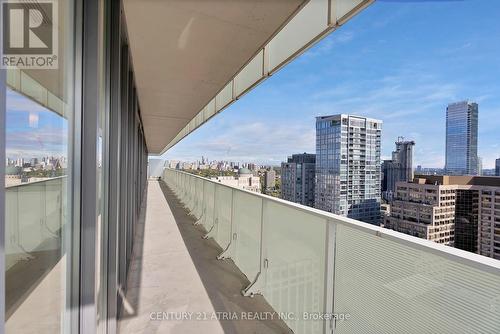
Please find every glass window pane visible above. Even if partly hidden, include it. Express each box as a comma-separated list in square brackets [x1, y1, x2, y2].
[4, 0, 77, 332]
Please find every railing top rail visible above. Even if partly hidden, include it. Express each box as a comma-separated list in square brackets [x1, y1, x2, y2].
[165, 168, 500, 275]
[5, 175, 67, 189]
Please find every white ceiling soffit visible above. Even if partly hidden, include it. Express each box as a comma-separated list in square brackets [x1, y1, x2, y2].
[124, 0, 374, 154]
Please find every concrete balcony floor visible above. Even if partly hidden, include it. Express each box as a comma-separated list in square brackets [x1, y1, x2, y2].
[119, 180, 292, 334]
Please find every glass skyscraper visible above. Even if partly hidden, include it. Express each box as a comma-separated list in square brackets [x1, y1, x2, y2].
[315, 114, 382, 225]
[445, 101, 479, 175]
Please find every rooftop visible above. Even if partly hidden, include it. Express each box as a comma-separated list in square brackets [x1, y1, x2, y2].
[413, 175, 500, 187]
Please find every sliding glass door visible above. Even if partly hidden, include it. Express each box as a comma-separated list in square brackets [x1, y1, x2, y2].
[3, 0, 79, 332]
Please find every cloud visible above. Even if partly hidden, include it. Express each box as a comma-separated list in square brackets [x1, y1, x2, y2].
[6, 126, 68, 158]
[301, 31, 354, 59]
[6, 88, 68, 159]
[6, 89, 49, 114]
[164, 66, 499, 168]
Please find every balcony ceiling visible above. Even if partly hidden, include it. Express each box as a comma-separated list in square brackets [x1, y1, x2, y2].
[123, 0, 305, 154]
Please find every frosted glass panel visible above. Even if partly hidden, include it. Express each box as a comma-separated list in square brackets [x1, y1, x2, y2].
[216, 82, 233, 112]
[234, 50, 263, 97]
[187, 176, 196, 211]
[186, 176, 194, 210]
[177, 173, 185, 200]
[193, 178, 204, 219]
[18, 183, 46, 252]
[202, 181, 216, 231]
[213, 185, 232, 249]
[263, 201, 327, 334]
[5, 178, 66, 272]
[186, 175, 191, 205]
[194, 112, 202, 128]
[21, 72, 48, 106]
[267, 0, 328, 72]
[7, 69, 21, 90]
[48, 91, 65, 116]
[5, 188, 19, 271]
[204, 98, 216, 120]
[334, 224, 500, 334]
[184, 174, 191, 205]
[232, 191, 262, 282]
[336, 0, 366, 22]
[45, 178, 63, 238]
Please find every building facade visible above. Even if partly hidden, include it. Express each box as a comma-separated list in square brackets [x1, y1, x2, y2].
[264, 169, 276, 189]
[281, 153, 316, 207]
[445, 101, 479, 175]
[211, 168, 261, 193]
[455, 189, 479, 253]
[315, 115, 382, 224]
[382, 138, 415, 201]
[496, 158, 500, 176]
[384, 175, 500, 259]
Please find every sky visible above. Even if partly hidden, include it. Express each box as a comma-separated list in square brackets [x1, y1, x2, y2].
[162, 0, 500, 168]
[6, 89, 68, 159]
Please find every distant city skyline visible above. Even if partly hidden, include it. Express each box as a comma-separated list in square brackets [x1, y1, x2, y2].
[161, 1, 500, 168]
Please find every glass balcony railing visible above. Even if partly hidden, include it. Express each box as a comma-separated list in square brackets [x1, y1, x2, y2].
[163, 168, 500, 334]
[5, 177, 66, 271]
[4, 177, 66, 329]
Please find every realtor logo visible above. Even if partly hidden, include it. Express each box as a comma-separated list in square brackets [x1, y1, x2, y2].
[1, 0, 58, 69]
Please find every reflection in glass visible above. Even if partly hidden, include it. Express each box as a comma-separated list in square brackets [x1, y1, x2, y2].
[4, 0, 76, 332]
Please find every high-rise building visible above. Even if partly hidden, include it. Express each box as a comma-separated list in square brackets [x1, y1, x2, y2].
[445, 101, 478, 175]
[382, 138, 415, 201]
[315, 114, 382, 224]
[281, 153, 316, 207]
[496, 158, 500, 176]
[264, 169, 276, 189]
[384, 175, 500, 258]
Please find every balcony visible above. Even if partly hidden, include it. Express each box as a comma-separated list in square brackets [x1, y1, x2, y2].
[118, 179, 292, 334]
[126, 168, 500, 334]
[3, 0, 500, 332]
